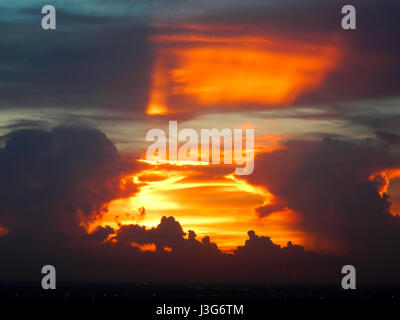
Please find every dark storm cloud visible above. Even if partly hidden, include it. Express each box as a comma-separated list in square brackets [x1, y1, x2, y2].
[233, 230, 342, 283]
[116, 216, 186, 251]
[0, 214, 342, 284]
[0, 8, 152, 112]
[105, 219, 340, 283]
[0, 126, 138, 235]
[246, 137, 400, 250]
[115, 216, 220, 255]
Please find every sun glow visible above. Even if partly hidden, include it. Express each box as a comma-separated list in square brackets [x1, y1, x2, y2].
[147, 104, 168, 115]
[89, 162, 306, 252]
[0, 226, 8, 236]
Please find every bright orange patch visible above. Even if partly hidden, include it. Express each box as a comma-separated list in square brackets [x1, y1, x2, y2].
[147, 27, 342, 114]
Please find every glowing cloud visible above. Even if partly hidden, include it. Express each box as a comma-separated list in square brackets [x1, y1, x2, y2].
[147, 26, 342, 114]
[370, 168, 400, 216]
[90, 162, 306, 252]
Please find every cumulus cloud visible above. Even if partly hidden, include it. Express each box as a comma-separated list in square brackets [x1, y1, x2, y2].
[246, 137, 400, 251]
[0, 126, 138, 235]
[114, 216, 219, 255]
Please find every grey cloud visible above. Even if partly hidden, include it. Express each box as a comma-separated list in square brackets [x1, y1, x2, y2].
[246, 137, 400, 250]
[0, 126, 138, 235]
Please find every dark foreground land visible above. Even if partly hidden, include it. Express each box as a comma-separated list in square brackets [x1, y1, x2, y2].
[1, 283, 399, 317]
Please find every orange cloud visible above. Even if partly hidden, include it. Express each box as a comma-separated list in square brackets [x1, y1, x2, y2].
[370, 168, 400, 196]
[85, 133, 289, 252]
[131, 242, 157, 252]
[147, 26, 342, 115]
[89, 159, 307, 252]
[370, 168, 400, 216]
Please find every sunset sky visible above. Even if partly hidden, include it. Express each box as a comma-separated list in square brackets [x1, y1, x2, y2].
[1, 0, 400, 284]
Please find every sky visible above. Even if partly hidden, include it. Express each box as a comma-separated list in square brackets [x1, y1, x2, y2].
[1, 0, 400, 284]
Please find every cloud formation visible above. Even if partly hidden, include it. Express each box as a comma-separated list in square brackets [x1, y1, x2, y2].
[246, 137, 400, 252]
[1, 0, 399, 118]
[1, 0, 400, 286]
[0, 126, 340, 283]
[0, 126, 138, 235]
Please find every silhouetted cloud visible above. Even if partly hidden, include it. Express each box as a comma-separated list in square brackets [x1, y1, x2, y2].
[0, 213, 342, 283]
[246, 137, 400, 251]
[0, 126, 138, 236]
[114, 216, 220, 255]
